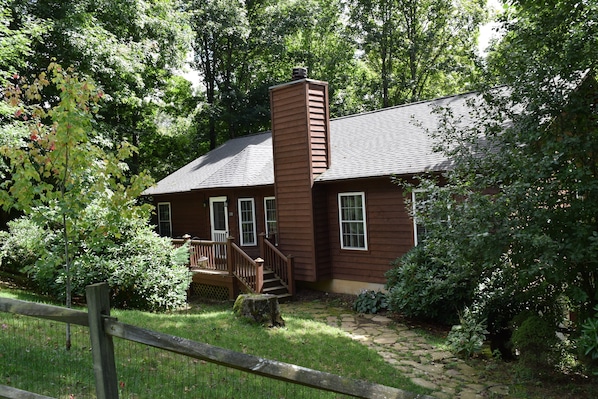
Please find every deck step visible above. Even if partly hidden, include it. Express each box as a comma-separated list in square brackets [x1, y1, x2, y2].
[262, 285, 289, 296]
[276, 293, 293, 303]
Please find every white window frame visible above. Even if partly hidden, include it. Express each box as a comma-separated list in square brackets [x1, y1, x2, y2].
[238, 198, 257, 246]
[338, 192, 368, 250]
[264, 196, 277, 244]
[157, 202, 172, 237]
[412, 190, 427, 246]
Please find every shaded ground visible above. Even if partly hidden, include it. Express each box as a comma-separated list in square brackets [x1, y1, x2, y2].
[288, 288, 598, 399]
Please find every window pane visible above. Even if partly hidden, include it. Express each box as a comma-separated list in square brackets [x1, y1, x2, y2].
[338, 193, 367, 250]
[157, 203, 171, 237]
[212, 202, 226, 231]
[265, 198, 277, 244]
[238, 199, 256, 246]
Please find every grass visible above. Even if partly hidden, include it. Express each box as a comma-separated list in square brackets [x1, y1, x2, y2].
[0, 283, 431, 399]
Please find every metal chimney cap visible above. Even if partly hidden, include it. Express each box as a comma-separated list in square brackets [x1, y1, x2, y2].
[292, 67, 308, 80]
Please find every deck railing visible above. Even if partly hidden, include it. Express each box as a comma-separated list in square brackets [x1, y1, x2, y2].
[260, 233, 295, 295]
[229, 241, 263, 293]
[173, 234, 294, 296]
[172, 238, 227, 271]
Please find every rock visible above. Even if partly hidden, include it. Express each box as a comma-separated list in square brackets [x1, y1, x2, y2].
[233, 294, 285, 327]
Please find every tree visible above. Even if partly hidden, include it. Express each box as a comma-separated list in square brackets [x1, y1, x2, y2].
[349, 0, 487, 108]
[188, 0, 251, 149]
[0, 0, 46, 84]
[6, 0, 191, 177]
[388, 0, 598, 367]
[0, 64, 153, 347]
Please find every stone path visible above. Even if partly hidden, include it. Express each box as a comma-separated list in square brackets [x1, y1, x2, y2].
[281, 301, 511, 399]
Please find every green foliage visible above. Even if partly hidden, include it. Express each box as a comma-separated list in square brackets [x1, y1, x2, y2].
[385, 244, 476, 325]
[511, 313, 560, 368]
[352, 290, 388, 314]
[0, 217, 49, 274]
[395, 0, 598, 372]
[0, 0, 47, 84]
[0, 65, 191, 311]
[348, 0, 487, 108]
[3, 213, 191, 311]
[7, 0, 192, 179]
[579, 305, 598, 374]
[446, 307, 488, 358]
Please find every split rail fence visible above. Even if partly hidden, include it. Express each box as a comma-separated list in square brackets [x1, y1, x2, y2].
[0, 283, 434, 399]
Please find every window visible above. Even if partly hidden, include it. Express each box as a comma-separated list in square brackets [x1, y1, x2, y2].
[264, 197, 278, 244]
[412, 190, 428, 246]
[238, 198, 257, 246]
[338, 192, 368, 250]
[157, 202, 172, 237]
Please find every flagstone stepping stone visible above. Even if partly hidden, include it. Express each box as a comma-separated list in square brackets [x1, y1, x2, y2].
[411, 377, 439, 390]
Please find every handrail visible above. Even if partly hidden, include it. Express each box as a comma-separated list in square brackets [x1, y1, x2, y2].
[260, 233, 295, 295]
[230, 240, 263, 293]
[172, 238, 227, 271]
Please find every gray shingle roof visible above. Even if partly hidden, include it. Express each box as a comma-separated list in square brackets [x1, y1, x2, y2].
[144, 91, 478, 195]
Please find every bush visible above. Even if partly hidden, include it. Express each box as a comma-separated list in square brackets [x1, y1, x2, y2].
[447, 307, 488, 358]
[2, 213, 191, 312]
[511, 313, 559, 368]
[385, 245, 476, 324]
[353, 290, 388, 314]
[0, 217, 50, 274]
[579, 305, 598, 374]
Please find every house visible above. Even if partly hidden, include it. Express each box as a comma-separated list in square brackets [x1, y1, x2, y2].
[144, 68, 478, 297]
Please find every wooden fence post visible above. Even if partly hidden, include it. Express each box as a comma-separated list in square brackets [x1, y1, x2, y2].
[86, 283, 119, 399]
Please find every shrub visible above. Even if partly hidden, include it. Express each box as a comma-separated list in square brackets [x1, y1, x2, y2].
[579, 305, 598, 374]
[511, 313, 559, 368]
[447, 307, 488, 358]
[3, 212, 191, 311]
[353, 290, 388, 314]
[385, 245, 476, 324]
[105, 230, 191, 311]
[0, 217, 50, 274]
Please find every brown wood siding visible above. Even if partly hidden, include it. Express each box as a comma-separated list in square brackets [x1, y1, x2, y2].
[270, 80, 331, 282]
[307, 82, 330, 178]
[322, 178, 415, 285]
[152, 192, 206, 239]
[313, 185, 332, 279]
[151, 187, 275, 261]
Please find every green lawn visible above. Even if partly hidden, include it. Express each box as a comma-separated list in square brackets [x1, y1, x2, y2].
[0, 284, 431, 398]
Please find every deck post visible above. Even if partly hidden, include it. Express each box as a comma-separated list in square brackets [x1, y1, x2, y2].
[287, 255, 295, 295]
[226, 236, 235, 276]
[86, 283, 119, 399]
[259, 232, 266, 260]
[255, 257, 264, 293]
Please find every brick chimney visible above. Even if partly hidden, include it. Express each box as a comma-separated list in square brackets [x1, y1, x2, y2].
[269, 69, 331, 282]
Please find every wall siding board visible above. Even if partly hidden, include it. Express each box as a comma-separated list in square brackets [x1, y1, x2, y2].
[270, 80, 331, 282]
[323, 178, 414, 285]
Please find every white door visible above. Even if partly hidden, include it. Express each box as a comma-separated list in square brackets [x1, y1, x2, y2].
[209, 196, 229, 242]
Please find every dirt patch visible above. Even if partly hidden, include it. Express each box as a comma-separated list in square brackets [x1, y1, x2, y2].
[291, 288, 356, 309]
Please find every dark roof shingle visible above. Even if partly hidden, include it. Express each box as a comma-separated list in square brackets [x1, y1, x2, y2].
[144, 91, 479, 195]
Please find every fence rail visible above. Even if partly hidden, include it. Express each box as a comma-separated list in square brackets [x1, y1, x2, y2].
[0, 284, 435, 399]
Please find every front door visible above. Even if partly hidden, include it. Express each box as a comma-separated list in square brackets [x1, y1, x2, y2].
[209, 196, 229, 242]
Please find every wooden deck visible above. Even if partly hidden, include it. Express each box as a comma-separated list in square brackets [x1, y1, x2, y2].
[175, 235, 294, 300]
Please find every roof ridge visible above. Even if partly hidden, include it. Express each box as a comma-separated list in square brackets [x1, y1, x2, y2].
[330, 90, 481, 122]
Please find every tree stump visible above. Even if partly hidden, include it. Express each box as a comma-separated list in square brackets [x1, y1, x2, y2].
[233, 294, 285, 327]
